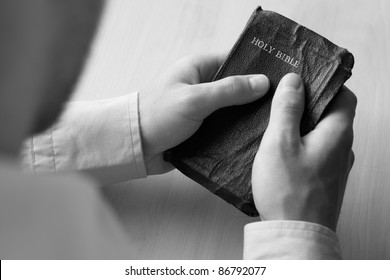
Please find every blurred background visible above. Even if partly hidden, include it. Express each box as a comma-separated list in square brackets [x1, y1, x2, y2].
[73, 0, 390, 259]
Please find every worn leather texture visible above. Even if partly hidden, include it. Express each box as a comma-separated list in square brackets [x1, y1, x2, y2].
[165, 7, 354, 216]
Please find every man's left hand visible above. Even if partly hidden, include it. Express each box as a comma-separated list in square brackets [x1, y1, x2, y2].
[139, 54, 270, 174]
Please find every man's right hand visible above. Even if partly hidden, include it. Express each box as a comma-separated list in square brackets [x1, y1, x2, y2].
[252, 73, 357, 231]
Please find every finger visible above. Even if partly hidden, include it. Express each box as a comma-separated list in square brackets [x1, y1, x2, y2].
[173, 53, 228, 84]
[349, 150, 355, 169]
[266, 73, 305, 140]
[311, 86, 357, 144]
[191, 74, 270, 117]
[191, 52, 228, 81]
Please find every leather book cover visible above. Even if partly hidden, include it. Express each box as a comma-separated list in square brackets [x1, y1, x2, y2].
[165, 7, 354, 216]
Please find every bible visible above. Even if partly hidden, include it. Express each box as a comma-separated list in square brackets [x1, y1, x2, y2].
[165, 7, 354, 216]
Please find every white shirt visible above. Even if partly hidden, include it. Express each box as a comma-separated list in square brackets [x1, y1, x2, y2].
[0, 92, 342, 259]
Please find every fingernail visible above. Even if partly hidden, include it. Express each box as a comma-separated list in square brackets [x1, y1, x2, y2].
[249, 75, 269, 93]
[281, 73, 302, 90]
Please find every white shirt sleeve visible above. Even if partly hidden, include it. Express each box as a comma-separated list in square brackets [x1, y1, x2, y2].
[243, 220, 342, 259]
[21, 92, 147, 185]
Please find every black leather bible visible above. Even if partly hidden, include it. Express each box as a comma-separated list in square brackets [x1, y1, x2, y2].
[165, 7, 354, 216]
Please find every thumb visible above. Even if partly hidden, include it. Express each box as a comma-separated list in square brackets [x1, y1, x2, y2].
[267, 73, 305, 140]
[192, 74, 269, 117]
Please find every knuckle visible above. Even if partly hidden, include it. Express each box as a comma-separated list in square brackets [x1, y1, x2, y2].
[179, 55, 199, 68]
[346, 90, 358, 110]
[326, 125, 354, 149]
[340, 86, 358, 110]
[350, 92, 358, 107]
[221, 76, 240, 93]
[272, 94, 302, 114]
[219, 76, 252, 97]
[350, 150, 355, 167]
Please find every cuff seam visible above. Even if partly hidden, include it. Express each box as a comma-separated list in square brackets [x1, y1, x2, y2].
[128, 92, 147, 178]
[245, 221, 339, 242]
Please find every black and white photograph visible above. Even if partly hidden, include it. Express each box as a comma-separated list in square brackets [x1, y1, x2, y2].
[0, 0, 389, 273]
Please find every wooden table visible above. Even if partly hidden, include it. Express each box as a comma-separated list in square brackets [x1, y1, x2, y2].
[73, 0, 390, 259]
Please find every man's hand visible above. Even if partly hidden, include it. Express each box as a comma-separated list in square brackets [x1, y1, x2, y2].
[252, 73, 357, 231]
[139, 54, 270, 174]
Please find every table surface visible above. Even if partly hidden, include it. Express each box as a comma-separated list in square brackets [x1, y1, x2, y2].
[74, 0, 390, 259]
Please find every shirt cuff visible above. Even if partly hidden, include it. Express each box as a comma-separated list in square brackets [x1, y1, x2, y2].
[21, 92, 147, 180]
[243, 220, 342, 260]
